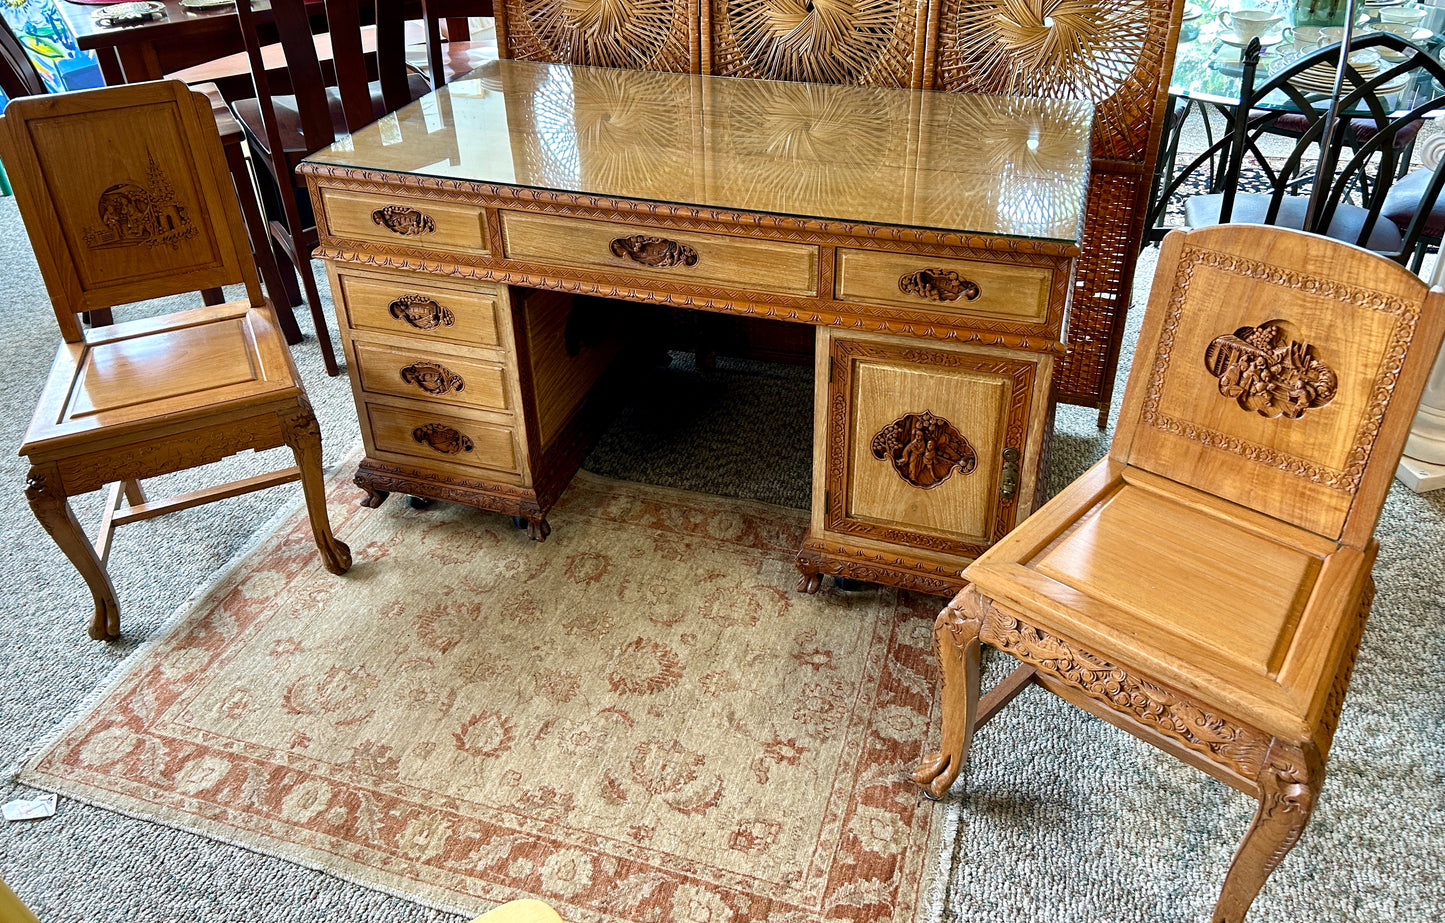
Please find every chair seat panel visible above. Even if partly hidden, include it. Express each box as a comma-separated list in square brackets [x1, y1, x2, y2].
[22, 303, 300, 455]
[1033, 481, 1322, 673]
[1184, 194, 1404, 254]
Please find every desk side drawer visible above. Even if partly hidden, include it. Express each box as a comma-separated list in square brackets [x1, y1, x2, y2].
[354, 342, 510, 413]
[320, 189, 489, 253]
[835, 249, 1051, 325]
[365, 403, 519, 475]
[332, 266, 502, 348]
[500, 212, 819, 296]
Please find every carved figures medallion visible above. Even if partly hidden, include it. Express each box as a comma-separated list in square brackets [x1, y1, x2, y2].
[871, 410, 977, 488]
[609, 235, 698, 267]
[389, 295, 455, 331]
[1204, 320, 1337, 419]
[371, 205, 436, 236]
[412, 423, 474, 454]
[84, 153, 196, 250]
[401, 362, 466, 396]
[899, 268, 980, 303]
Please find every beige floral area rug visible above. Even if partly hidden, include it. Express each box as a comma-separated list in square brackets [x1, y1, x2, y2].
[20, 466, 946, 923]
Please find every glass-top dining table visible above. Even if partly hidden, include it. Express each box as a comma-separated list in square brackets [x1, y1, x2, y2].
[1146, 0, 1445, 237]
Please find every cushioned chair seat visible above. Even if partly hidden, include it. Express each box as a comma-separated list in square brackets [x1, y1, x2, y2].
[1382, 166, 1445, 239]
[231, 72, 432, 165]
[1185, 191, 1404, 252]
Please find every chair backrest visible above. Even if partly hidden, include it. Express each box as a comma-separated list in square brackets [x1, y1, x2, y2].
[422, 0, 491, 87]
[0, 80, 262, 341]
[1111, 224, 1445, 548]
[1, 14, 48, 100]
[237, 0, 412, 162]
[1168, 32, 1445, 262]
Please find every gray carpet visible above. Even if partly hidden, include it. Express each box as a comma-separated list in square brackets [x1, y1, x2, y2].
[1, 190, 1442, 922]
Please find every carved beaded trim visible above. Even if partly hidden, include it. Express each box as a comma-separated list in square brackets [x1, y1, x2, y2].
[1140, 244, 1420, 493]
[972, 596, 1272, 780]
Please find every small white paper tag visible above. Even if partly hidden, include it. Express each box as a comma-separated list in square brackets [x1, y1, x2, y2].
[2, 793, 57, 822]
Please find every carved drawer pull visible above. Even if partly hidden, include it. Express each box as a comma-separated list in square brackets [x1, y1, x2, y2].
[999, 447, 1021, 501]
[389, 294, 455, 330]
[870, 410, 977, 489]
[899, 269, 980, 303]
[371, 205, 436, 236]
[412, 423, 474, 454]
[401, 361, 465, 396]
[609, 235, 698, 268]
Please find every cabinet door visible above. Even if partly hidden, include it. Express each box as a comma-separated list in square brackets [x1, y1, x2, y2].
[813, 330, 1050, 561]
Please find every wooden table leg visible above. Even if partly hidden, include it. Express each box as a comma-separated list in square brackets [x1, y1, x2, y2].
[25, 464, 121, 641]
[116, 42, 164, 82]
[95, 47, 126, 86]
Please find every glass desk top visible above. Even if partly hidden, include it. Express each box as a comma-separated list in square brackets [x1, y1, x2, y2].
[305, 59, 1095, 245]
[1170, 2, 1445, 110]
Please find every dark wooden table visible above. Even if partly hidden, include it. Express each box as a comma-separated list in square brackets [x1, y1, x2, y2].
[52, 0, 262, 84]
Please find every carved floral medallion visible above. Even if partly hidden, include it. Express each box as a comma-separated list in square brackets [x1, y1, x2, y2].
[412, 423, 474, 454]
[371, 205, 435, 236]
[400, 362, 465, 396]
[389, 295, 455, 330]
[1204, 320, 1337, 419]
[609, 235, 698, 267]
[871, 410, 977, 488]
[898, 268, 980, 302]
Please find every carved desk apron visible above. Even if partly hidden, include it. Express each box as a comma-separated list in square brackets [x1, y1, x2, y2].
[300, 59, 1093, 594]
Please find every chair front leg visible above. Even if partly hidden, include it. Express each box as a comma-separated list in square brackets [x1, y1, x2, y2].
[911, 587, 985, 799]
[25, 464, 121, 641]
[1212, 741, 1321, 923]
[279, 402, 352, 576]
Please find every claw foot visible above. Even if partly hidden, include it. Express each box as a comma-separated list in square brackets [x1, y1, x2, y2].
[911, 751, 960, 799]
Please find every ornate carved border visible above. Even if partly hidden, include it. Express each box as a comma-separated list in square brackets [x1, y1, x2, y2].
[795, 536, 964, 595]
[1140, 244, 1422, 494]
[972, 593, 1273, 781]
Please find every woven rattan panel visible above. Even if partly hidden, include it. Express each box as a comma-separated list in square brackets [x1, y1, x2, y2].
[494, 0, 699, 71]
[931, 0, 1181, 418]
[702, 0, 929, 87]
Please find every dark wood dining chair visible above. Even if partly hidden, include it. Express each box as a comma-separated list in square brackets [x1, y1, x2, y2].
[421, 0, 495, 85]
[1, 14, 47, 100]
[912, 223, 1445, 922]
[231, 0, 433, 376]
[0, 80, 351, 641]
[1161, 31, 1445, 264]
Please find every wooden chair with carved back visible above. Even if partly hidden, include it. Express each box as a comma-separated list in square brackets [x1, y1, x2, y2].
[911, 224, 1445, 922]
[230, 0, 434, 377]
[0, 80, 351, 641]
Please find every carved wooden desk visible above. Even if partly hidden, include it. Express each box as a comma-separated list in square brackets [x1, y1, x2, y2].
[300, 60, 1093, 595]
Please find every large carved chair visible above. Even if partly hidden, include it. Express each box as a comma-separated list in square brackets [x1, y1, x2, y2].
[0, 80, 351, 641]
[911, 224, 1445, 922]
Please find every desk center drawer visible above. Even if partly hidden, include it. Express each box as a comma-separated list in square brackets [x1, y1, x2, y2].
[353, 342, 510, 412]
[320, 189, 489, 253]
[500, 212, 819, 296]
[835, 249, 1052, 325]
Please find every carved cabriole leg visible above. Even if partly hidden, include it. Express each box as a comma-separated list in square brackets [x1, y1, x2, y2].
[911, 587, 985, 799]
[357, 480, 390, 509]
[1212, 742, 1323, 923]
[279, 403, 352, 575]
[26, 464, 121, 640]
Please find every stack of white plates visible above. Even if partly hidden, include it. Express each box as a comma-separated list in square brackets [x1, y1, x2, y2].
[1292, 50, 1408, 93]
